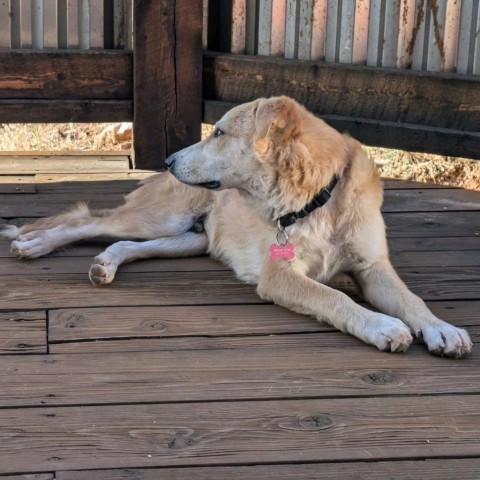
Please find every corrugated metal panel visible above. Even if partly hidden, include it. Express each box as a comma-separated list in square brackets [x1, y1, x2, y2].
[0, 0, 132, 50]
[204, 0, 479, 76]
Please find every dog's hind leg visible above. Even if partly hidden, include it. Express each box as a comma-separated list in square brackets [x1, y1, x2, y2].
[88, 232, 208, 285]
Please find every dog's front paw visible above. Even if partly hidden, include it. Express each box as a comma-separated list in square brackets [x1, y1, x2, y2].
[419, 322, 472, 358]
[10, 231, 52, 259]
[366, 313, 413, 353]
[89, 253, 119, 285]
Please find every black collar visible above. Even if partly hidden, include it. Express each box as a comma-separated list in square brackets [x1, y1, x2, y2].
[277, 175, 340, 229]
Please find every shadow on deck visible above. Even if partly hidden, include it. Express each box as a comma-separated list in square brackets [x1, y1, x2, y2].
[0, 153, 479, 478]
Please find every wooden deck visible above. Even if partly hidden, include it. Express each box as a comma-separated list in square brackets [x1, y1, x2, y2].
[0, 153, 479, 478]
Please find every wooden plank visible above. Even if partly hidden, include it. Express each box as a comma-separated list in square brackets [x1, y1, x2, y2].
[388, 236, 480, 252]
[1, 395, 480, 472]
[0, 50, 132, 100]
[391, 250, 480, 268]
[48, 304, 317, 342]
[214, 94, 477, 154]
[0, 193, 125, 217]
[0, 99, 133, 123]
[0, 271, 262, 309]
[0, 256, 226, 275]
[0, 156, 130, 174]
[2, 475, 54, 480]
[0, 311, 47, 354]
[48, 299, 480, 344]
[382, 188, 480, 212]
[0, 234, 472, 260]
[0, 264, 475, 309]
[203, 52, 480, 131]
[0, 175, 36, 194]
[382, 178, 457, 189]
[133, 0, 202, 169]
[384, 211, 480, 238]
[203, 98, 480, 159]
[55, 459, 480, 480]
[202, 64, 480, 158]
[1, 343, 480, 408]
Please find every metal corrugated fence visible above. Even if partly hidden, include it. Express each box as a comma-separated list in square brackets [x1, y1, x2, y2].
[204, 0, 480, 75]
[0, 0, 132, 49]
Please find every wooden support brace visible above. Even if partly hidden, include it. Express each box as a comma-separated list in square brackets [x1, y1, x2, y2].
[133, 0, 203, 170]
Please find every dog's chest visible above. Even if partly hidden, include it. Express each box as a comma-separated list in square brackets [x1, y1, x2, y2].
[290, 218, 352, 282]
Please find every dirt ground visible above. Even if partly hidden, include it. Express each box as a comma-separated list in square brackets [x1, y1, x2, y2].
[0, 122, 478, 190]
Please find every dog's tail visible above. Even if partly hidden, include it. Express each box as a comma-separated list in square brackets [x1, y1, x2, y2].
[1, 202, 113, 239]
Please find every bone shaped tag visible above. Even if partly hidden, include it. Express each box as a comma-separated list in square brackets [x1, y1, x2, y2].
[270, 243, 295, 261]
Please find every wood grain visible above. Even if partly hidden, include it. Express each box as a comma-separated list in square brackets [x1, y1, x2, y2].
[203, 98, 480, 159]
[0, 99, 133, 123]
[0, 50, 132, 99]
[0, 311, 47, 354]
[133, 0, 202, 169]
[47, 300, 480, 344]
[203, 53, 480, 129]
[0, 175, 36, 194]
[0, 344, 479, 408]
[382, 188, 480, 212]
[1, 395, 479, 473]
[56, 459, 480, 480]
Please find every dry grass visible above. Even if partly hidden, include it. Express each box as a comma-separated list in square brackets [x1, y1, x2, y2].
[0, 123, 478, 190]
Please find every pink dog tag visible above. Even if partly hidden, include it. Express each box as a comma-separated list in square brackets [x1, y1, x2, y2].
[270, 243, 295, 261]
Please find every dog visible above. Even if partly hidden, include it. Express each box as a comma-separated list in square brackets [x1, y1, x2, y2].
[2, 96, 472, 358]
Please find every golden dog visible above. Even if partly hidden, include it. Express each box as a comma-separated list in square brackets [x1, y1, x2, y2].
[3, 96, 472, 357]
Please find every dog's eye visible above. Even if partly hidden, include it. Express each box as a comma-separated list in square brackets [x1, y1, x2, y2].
[213, 128, 224, 138]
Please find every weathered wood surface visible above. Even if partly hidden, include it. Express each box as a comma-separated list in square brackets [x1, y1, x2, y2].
[55, 459, 480, 480]
[1, 395, 479, 473]
[0, 99, 133, 123]
[0, 50, 132, 99]
[203, 53, 480, 131]
[133, 0, 202, 169]
[0, 51, 132, 122]
[0, 311, 47, 354]
[0, 159, 479, 475]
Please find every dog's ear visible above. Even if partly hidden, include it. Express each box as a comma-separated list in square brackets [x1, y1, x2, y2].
[254, 97, 290, 138]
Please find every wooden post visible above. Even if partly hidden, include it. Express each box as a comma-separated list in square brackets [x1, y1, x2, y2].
[133, 0, 202, 170]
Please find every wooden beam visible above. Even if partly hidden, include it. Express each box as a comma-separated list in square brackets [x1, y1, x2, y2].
[0, 100, 132, 123]
[203, 52, 480, 159]
[0, 50, 132, 100]
[133, 0, 202, 170]
[204, 100, 480, 159]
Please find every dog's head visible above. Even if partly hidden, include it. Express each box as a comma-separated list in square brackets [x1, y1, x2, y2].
[166, 96, 348, 214]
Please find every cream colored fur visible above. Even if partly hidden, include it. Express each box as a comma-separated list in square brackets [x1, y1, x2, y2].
[2, 96, 472, 358]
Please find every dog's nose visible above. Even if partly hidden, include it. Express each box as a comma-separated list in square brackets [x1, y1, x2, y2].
[165, 154, 176, 169]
